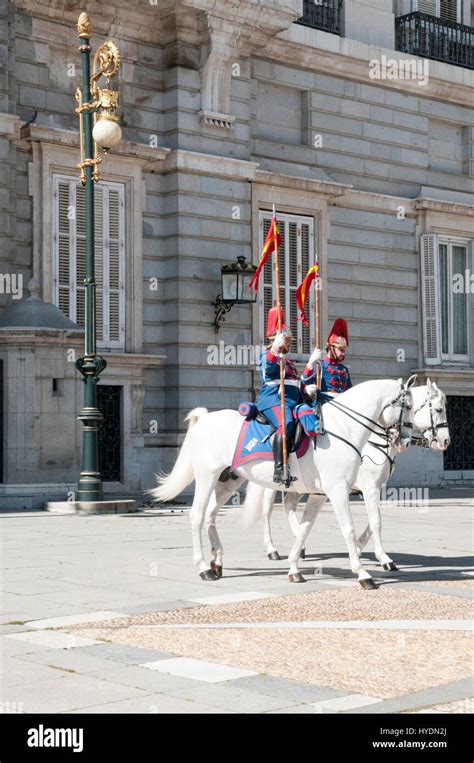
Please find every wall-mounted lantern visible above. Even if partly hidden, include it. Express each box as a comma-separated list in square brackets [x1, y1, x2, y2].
[212, 255, 257, 332]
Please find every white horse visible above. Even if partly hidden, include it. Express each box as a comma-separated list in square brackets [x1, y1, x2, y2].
[253, 379, 450, 571]
[151, 378, 415, 588]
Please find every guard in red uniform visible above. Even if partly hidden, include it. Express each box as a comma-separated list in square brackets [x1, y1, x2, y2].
[301, 318, 352, 397]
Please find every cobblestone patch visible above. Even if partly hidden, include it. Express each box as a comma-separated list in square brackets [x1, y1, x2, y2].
[65, 586, 473, 631]
[60, 626, 472, 700]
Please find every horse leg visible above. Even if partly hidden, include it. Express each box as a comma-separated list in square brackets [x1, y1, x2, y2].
[190, 478, 220, 580]
[362, 483, 398, 571]
[262, 489, 280, 560]
[287, 494, 326, 582]
[326, 486, 378, 589]
[205, 478, 245, 579]
[284, 493, 306, 559]
[356, 523, 372, 556]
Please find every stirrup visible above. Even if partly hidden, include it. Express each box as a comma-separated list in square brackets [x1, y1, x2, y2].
[273, 469, 296, 488]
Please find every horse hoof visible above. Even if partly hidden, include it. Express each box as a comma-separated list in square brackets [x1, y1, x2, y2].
[200, 569, 217, 581]
[359, 578, 379, 590]
[382, 562, 398, 571]
[268, 551, 281, 561]
[210, 560, 223, 579]
[288, 573, 306, 583]
[300, 549, 306, 560]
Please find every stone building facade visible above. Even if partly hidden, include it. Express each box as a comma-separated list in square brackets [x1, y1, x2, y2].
[0, 0, 473, 507]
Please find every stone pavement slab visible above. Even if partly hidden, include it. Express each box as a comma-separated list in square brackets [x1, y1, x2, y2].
[348, 678, 474, 714]
[225, 674, 349, 703]
[25, 611, 128, 630]
[0, 673, 149, 713]
[63, 693, 237, 714]
[4, 631, 102, 649]
[311, 694, 382, 712]
[140, 656, 257, 683]
[165, 681, 302, 713]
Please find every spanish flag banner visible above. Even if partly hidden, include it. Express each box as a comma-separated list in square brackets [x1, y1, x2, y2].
[248, 215, 282, 293]
[296, 264, 319, 325]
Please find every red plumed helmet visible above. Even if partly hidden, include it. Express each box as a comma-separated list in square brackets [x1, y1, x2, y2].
[266, 306, 287, 338]
[327, 318, 349, 348]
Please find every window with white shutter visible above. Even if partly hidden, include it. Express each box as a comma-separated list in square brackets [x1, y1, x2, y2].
[421, 234, 441, 365]
[259, 211, 316, 356]
[53, 175, 126, 350]
[413, 0, 461, 22]
[421, 234, 469, 365]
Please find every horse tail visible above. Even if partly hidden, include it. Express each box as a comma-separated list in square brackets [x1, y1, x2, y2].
[242, 481, 269, 530]
[149, 407, 208, 503]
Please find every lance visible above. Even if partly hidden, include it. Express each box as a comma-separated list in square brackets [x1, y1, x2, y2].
[272, 204, 289, 486]
[314, 263, 321, 389]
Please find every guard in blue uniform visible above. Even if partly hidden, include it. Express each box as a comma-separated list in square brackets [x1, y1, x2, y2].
[256, 307, 302, 484]
[301, 318, 352, 398]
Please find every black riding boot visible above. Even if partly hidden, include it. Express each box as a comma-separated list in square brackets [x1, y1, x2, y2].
[272, 434, 285, 484]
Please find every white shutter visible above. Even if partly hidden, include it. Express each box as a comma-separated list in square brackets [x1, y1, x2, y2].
[258, 210, 315, 355]
[415, 0, 461, 21]
[421, 234, 441, 365]
[75, 184, 86, 329]
[417, 0, 437, 14]
[55, 180, 72, 319]
[439, 0, 460, 22]
[106, 186, 125, 347]
[94, 186, 104, 342]
[261, 216, 273, 343]
[53, 175, 125, 350]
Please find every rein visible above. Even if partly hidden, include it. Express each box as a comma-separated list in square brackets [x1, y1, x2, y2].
[316, 384, 410, 462]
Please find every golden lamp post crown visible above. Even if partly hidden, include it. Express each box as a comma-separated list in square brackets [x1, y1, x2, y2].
[75, 13, 121, 182]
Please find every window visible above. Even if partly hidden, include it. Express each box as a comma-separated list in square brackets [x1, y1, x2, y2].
[414, 0, 461, 23]
[53, 175, 125, 350]
[421, 234, 470, 364]
[443, 396, 474, 470]
[258, 210, 316, 356]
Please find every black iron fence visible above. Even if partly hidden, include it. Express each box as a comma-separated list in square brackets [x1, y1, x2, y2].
[395, 12, 474, 69]
[296, 0, 344, 36]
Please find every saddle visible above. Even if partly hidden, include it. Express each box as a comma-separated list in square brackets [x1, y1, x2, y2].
[237, 402, 304, 453]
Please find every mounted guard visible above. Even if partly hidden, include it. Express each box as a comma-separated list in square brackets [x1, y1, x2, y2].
[256, 306, 302, 485]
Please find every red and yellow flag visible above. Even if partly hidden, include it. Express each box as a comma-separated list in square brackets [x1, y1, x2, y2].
[296, 264, 319, 325]
[248, 215, 282, 293]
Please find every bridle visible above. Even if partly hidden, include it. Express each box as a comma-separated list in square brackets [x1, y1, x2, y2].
[318, 383, 412, 462]
[411, 393, 449, 448]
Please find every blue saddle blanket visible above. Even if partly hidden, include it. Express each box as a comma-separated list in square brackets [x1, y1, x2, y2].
[231, 417, 310, 471]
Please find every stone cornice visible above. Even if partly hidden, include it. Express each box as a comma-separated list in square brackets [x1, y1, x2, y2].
[413, 198, 474, 216]
[411, 367, 474, 378]
[333, 188, 418, 216]
[269, 25, 474, 107]
[254, 169, 351, 197]
[0, 330, 83, 344]
[164, 149, 260, 179]
[15, 124, 170, 166]
[103, 353, 166, 367]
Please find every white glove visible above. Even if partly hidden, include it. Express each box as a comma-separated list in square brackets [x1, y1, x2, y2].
[271, 332, 287, 353]
[304, 384, 318, 402]
[308, 347, 323, 365]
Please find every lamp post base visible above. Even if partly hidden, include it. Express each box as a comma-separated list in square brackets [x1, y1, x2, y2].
[45, 499, 137, 515]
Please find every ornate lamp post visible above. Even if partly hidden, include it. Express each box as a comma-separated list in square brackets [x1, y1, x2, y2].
[74, 13, 121, 502]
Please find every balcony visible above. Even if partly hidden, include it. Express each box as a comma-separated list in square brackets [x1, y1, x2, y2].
[296, 0, 344, 36]
[395, 12, 474, 70]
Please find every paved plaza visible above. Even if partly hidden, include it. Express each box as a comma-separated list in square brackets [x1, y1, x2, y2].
[1, 491, 472, 714]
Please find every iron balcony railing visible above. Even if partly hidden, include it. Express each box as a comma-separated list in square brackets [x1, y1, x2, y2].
[395, 11, 474, 69]
[296, 0, 344, 36]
